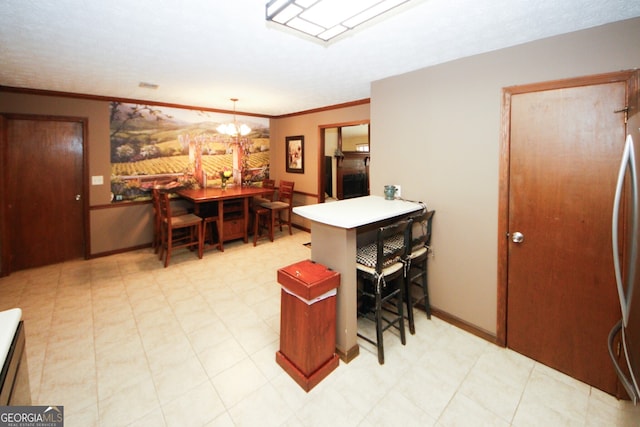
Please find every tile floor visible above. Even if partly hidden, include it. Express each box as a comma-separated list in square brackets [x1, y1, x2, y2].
[1, 228, 639, 426]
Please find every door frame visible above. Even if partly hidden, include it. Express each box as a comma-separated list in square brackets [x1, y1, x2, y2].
[496, 70, 637, 346]
[0, 113, 90, 276]
[317, 120, 370, 203]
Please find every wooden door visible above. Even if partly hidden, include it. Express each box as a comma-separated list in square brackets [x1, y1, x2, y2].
[2, 116, 86, 273]
[505, 76, 630, 395]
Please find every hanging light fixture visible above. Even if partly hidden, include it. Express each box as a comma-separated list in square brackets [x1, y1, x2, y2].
[217, 98, 252, 137]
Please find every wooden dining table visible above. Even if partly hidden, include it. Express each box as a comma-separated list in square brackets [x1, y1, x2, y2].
[177, 186, 274, 251]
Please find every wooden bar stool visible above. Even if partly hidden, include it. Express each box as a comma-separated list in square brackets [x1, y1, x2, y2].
[253, 180, 294, 245]
[252, 179, 276, 246]
[196, 201, 221, 251]
[151, 189, 163, 254]
[158, 192, 203, 267]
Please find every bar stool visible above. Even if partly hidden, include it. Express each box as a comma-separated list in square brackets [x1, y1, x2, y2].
[151, 188, 163, 254]
[252, 179, 275, 246]
[254, 180, 294, 245]
[356, 219, 411, 364]
[404, 209, 435, 334]
[201, 212, 222, 251]
[152, 188, 190, 254]
[158, 192, 203, 267]
[253, 205, 272, 246]
[252, 179, 276, 208]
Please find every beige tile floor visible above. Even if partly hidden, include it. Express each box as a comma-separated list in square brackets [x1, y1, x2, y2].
[1, 228, 639, 426]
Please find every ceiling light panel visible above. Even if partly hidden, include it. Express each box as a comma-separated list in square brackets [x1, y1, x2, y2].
[288, 17, 325, 35]
[266, 0, 412, 42]
[344, 0, 408, 28]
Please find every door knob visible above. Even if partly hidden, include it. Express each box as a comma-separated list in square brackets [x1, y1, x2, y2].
[75, 194, 81, 201]
[511, 231, 524, 243]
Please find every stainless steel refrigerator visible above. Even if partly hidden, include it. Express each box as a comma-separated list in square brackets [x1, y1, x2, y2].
[609, 133, 640, 403]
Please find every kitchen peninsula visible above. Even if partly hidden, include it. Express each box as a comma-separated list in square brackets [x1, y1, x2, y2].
[293, 195, 422, 361]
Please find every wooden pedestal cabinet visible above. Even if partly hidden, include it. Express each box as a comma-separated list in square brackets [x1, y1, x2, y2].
[276, 260, 341, 392]
[222, 199, 244, 242]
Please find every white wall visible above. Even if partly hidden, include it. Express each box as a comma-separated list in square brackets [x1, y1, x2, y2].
[371, 17, 640, 334]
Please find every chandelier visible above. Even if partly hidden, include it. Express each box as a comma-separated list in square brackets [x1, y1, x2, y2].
[217, 98, 251, 137]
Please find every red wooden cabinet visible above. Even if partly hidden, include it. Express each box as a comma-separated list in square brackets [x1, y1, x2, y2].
[276, 260, 340, 392]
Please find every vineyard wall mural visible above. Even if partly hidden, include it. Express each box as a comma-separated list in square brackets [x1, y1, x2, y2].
[110, 102, 270, 202]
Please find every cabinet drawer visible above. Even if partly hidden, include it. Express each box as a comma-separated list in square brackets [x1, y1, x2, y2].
[223, 218, 245, 239]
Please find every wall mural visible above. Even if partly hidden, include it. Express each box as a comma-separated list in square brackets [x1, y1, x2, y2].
[109, 102, 270, 202]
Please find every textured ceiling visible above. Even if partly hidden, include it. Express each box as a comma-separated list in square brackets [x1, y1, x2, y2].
[1, 0, 639, 116]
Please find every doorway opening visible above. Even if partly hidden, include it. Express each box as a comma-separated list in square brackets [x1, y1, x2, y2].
[318, 121, 370, 203]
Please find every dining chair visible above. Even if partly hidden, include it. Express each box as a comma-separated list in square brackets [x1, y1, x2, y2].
[404, 208, 435, 334]
[356, 218, 411, 364]
[158, 191, 203, 267]
[256, 180, 295, 244]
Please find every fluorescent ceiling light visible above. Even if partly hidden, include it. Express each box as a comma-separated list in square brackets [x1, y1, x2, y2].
[288, 17, 324, 36]
[266, 0, 412, 43]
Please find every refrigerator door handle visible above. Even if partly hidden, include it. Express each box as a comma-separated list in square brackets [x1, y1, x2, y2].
[612, 134, 638, 327]
[608, 320, 639, 404]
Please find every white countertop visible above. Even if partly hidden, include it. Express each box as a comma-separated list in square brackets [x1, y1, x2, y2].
[293, 195, 422, 229]
[0, 308, 22, 369]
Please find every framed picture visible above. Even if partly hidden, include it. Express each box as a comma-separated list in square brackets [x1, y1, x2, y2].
[286, 135, 304, 173]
